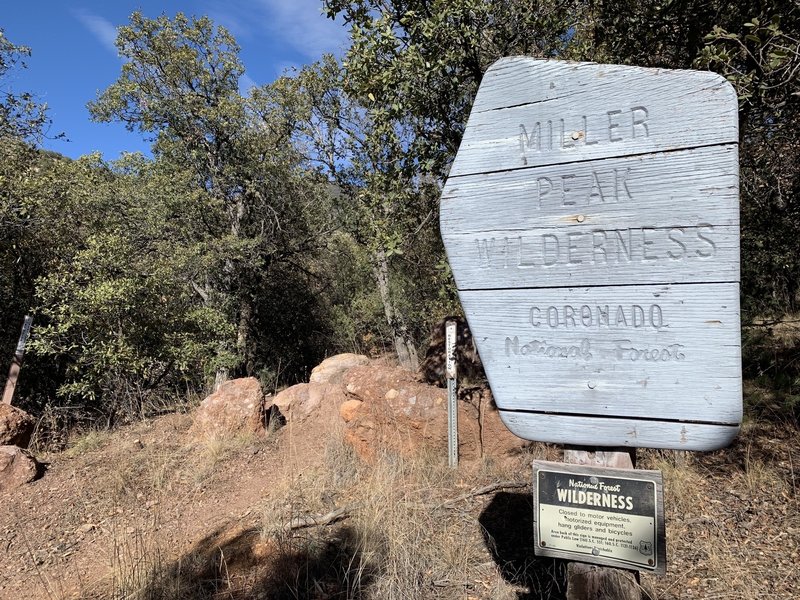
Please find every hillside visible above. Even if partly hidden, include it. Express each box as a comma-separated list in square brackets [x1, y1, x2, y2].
[1, 357, 799, 600]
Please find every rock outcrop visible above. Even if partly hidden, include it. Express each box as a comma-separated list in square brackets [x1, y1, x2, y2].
[340, 364, 525, 461]
[190, 378, 270, 439]
[273, 382, 347, 424]
[0, 445, 39, 491]
[0, 404, 35, 448]
[198, 357, 527, 464]
[309, 354, 370, 384]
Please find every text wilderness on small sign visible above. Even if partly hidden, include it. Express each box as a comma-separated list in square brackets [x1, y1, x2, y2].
[441, 58, 742, 450]
[533, 461, 666, 574]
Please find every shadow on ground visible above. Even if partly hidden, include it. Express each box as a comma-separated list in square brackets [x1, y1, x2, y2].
[85, 523, 376, 600]
[479, 491, 567, 600]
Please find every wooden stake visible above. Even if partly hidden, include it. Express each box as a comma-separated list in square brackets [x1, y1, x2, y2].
[564, 447, 642, 600]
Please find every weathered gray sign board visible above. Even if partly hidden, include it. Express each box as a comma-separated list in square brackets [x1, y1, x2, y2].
[441, 58, 742, 450]
[533, 460, 666, 574]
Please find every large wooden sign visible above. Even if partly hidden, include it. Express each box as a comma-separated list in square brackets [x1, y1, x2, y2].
[441, 58, 742, 450]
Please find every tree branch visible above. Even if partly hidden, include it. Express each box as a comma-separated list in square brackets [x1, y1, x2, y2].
[284, 505, 352, 530]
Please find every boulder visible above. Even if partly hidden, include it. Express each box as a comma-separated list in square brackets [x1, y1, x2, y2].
[273, 382, 347, 424]
[0, 445, 39, 491]
[341, 364, 525, 461]
[190, 378, 268, 439]
[0, 404, 35, 448]
[309, 354, 370, 384]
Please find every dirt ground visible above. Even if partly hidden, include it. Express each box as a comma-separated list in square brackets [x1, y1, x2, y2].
[1, 402, 798, 599]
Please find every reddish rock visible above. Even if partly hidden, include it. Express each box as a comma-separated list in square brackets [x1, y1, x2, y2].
[190, 378, 268, 439]
[341, 365, 525, 461]
[273, 382, 346, 424]
[0, 404, 35, 448]
[339, 400, 363, 423]
[309, 354, 370, 384]
[0, 445, 39, 491]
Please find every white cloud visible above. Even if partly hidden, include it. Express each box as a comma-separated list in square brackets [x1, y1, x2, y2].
[207, 9, 254, 41]
[200, 0, 349, 65]
[239, 72, 258, 94]
[73, 9, 118, 56]
[256, 0, 350, 59]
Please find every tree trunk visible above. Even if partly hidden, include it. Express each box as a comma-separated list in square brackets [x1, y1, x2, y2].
[373, 248, 419, 371]
[213, 194, 250, 389]
[237, 295, 253, 376]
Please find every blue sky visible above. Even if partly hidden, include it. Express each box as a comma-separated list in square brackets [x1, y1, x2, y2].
[2, 1, 350, 159]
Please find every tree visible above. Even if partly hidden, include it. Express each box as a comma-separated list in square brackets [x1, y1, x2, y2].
[90, 13, 332, 386]
[325, 0, 800, 329]
[325, 0, 582, 179]
[696, 4, 800, 317]
[575, 0, 800, 318]
[0, 28, 48, 142]
[315, 1, 582, 365]
[0, 29, 58, 413]
[295, 55, 451, 369]
[30, 154, 231, 418]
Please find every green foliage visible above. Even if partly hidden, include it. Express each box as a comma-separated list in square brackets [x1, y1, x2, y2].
[29, 154, 231, 417]
[695, 4, 800, 317]
[326, 0, 581, 178]
[572, 1, 800, 319]
[89, 12, 334, 385]
[303, 2, 585, 360]
[325, 0, 800, 328]
[88, 13, 244, 141]
[2, 2, 799, 428]
[0, 29, 49, 142]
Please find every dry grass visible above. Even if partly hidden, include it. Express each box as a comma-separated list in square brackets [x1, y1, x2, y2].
[253, 432, 531, 600]
[108, 527, 168, 600]
[12, 396, 798, 600]
[102, 424, 798, 600]
[65, 429, 112, 457]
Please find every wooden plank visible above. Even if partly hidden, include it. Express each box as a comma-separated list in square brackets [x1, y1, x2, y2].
[503, 412, 739, 451]
[460, 283, 741, 423]
[445, 225, 739, 290]
[442, 144, 738, 233]
[1, 362, 22, 406]
[563, 449, 636, 469]
[449, 58, 738, 177]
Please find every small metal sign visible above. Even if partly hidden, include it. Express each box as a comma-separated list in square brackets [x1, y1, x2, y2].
[533, 460, 666, 574]
[445, 320, 457, 379]
[15, 315, 33, 356]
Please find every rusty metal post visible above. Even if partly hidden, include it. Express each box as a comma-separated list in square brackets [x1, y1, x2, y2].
[2, 315, 33, 405]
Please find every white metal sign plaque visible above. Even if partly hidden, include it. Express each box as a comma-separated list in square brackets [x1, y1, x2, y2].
[533, 461, 666, 574]
[441, 58, 742, 450]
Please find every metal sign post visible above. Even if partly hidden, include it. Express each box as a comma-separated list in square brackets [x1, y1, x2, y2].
[446, 319, 458, 468]
[3, 315, 34, 405]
